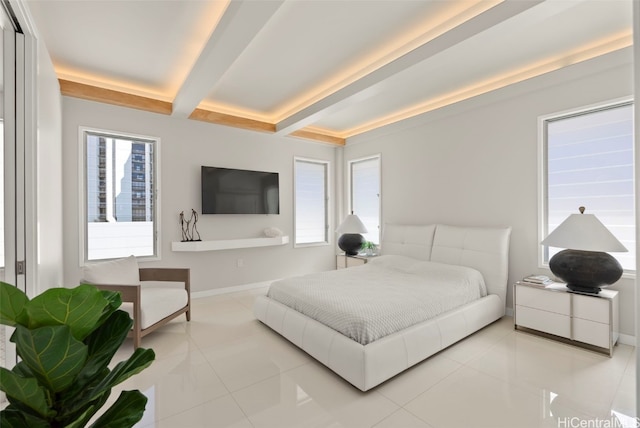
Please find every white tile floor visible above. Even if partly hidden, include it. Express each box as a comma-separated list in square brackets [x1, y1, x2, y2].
[108, 287, 636, 428]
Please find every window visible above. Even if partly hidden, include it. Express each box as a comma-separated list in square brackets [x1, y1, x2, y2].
[349, 155, 381, 244]
[82, 128, 159, 261]
[542, 101, 634, 271]
[294, 158, 329, 246]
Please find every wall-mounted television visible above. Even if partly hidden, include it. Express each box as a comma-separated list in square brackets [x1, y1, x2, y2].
[201, 166, 280, 214]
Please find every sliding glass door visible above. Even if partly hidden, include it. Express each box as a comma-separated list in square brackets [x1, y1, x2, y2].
[1, 0, 22, 383]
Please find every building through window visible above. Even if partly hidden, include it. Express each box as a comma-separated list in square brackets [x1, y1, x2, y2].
[84, 129, 158, 261]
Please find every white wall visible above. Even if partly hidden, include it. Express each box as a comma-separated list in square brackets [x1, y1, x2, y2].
[34, 34, 63, 293]
[344, 48, 635, 338]
[61, 98, 338, 292]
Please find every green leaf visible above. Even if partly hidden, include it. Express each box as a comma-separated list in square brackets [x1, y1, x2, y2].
[0, 408, 30, 428]
[95, 290, 122, 327]
[14, 324, 88, 392]
[77, 310, 132, 386]
[85, 348, 154, 404]
[0, 282, 29, 327]
[89, 390, 148, 428]
[0, 367, 52, 419]
[103, 348, 155, 388]
[57, 311, 133, 415]
[12, 362, 34, 379]
[0, 407, 49, 428]
[57, 390, 111, 428]
[26, 285, 109, 341]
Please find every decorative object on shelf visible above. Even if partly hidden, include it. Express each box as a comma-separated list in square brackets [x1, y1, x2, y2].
[180, 209, 202, 242]
[541, 206, 627, 294]
[336, 212, 368, 256]
[361, 240, 377, 256]
[264, 227, 283, 238]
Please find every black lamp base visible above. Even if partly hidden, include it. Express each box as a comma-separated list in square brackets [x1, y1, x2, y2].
[566, 284, 601, 294]
[549, 249, 622, 294]
[338, 233, 365, 256]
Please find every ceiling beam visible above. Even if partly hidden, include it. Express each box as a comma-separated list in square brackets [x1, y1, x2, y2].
[289, 129, 345, 146]
[171, 0, 284, 118]
[59, 79, 172, 115]
[59, 78, 344, 145]
[189, 108, 275, 133]
[274, 0, 545, 136]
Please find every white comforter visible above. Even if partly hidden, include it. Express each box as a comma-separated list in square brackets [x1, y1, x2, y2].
[267, 255, 487, 345]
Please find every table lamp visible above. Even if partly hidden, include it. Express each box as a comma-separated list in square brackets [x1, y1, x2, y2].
[336, 212, 368, 256]
[541, 206, 627, 293]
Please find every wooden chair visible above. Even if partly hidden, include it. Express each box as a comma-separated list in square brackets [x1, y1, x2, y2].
[92, 268, 191, 349]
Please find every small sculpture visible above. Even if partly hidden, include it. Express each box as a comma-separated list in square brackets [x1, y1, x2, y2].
[180, 209, 202, 242]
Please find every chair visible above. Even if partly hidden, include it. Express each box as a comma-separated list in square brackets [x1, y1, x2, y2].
[82, 256, 191, 349]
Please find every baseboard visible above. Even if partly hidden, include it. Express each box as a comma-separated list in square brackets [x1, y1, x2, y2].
[618, 333, 636, 347]
[191, 280, 274, 299]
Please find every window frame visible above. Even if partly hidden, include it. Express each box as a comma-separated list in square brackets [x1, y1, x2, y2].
[293, 156, 331, 248]
[348, 154, 382, 245]
[538, 97, 634, 276]
[79, 126, 161, 264]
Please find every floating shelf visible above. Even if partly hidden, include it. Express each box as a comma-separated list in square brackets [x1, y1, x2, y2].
[171, 236, 289, 252]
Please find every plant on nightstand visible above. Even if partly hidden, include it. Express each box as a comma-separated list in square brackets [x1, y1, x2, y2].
[0, 282, 155, 427]
[361, 241, 377, 256]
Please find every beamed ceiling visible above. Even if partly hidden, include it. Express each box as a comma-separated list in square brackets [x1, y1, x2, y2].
[25, 0, 633, 146]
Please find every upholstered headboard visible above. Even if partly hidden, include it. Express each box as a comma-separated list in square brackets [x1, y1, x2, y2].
[381, 224, 436, 261]
[382, 224, 512, 305]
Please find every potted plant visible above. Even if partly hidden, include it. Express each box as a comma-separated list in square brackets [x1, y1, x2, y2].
[361, 241, 377, 256]
[0, 282, 155, 427]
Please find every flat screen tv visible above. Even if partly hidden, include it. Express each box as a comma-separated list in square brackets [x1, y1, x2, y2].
[201, 166, 280, 214]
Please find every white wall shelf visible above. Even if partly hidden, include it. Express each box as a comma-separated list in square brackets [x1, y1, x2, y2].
[171, 236, 289, 252]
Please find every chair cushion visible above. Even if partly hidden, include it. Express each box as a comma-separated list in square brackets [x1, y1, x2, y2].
[121, 286, 188, 329]
[82, 255, 140, 285]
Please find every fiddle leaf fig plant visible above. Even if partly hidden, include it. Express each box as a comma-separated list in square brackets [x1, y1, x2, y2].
[0, 282, 155, 428]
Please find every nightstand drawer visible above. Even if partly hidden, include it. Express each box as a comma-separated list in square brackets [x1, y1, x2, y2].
[573, 318, 609, 349]
[516, 285, 570, 315]
[515, 305, 570, 338]
[572, 294, 609, 324]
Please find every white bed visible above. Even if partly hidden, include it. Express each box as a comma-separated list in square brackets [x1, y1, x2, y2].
[254, 224, 511, 391]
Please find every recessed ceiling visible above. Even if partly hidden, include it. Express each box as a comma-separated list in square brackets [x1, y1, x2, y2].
[24, 0, 633, 145]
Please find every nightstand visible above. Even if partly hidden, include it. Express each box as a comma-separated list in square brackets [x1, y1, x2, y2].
[514, 282, 619, 356]
[336, 254, 377, 269]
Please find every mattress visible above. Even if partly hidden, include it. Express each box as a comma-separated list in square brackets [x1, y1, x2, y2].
[267, 255, 487, 345]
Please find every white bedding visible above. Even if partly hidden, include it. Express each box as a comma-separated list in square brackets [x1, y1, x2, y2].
[267, 255, 487, 345]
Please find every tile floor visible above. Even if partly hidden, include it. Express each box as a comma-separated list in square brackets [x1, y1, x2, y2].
[106, 287, 636, 428]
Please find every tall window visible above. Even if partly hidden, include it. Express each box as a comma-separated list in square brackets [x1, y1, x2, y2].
[349, 155, 381, 245]
[294, 158, 329, 246]
[83, 129, 159, 261]
[542, 101, 634, 271]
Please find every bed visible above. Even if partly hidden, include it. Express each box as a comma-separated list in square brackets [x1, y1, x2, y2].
[254, 224, 511, 391]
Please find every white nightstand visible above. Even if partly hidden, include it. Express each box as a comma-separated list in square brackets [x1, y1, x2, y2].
[336, 254, 377, 269]
[513, 281, 619, 356]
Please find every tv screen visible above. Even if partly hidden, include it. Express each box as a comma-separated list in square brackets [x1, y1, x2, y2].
[201, 166, 280, 214]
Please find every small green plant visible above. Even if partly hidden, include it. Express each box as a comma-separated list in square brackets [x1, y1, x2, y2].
[0, 282, 155, 427]
[361, 241, 377, 254]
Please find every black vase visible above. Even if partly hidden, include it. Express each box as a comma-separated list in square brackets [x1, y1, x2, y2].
[549, 249, 623, 293]
[338, 233, 365, 256]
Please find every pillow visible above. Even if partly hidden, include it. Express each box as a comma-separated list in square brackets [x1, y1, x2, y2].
[82, 255, 140, 285]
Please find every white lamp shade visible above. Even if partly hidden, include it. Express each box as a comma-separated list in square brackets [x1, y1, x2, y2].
[336, 214, 368, 234]
[541, 211, 627, 252]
